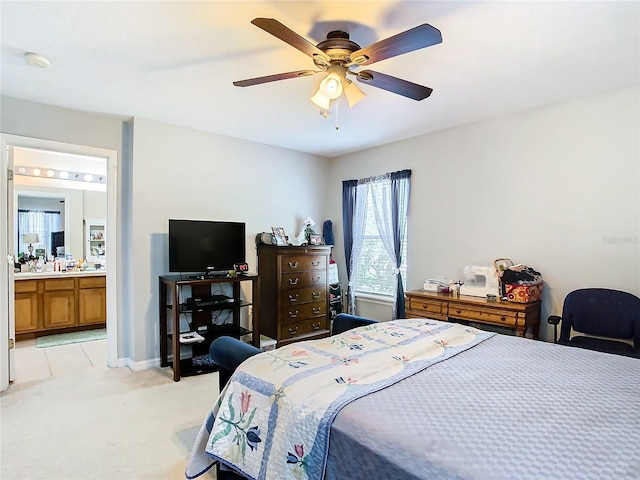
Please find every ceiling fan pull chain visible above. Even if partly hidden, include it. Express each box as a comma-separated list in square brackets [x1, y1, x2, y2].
[335, 99, 340, 131]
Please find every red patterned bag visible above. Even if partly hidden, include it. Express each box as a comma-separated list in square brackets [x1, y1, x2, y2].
[495, 258, 543, 303]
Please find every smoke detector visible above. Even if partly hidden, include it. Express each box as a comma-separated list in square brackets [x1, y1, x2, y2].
[24, 52, 50, 68]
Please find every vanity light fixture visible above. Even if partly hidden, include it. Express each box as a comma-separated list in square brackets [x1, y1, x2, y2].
[14, 165, 106, 184]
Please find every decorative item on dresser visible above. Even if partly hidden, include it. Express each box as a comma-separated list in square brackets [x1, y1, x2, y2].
[405, 290, 541, 339]
[257, 244, 331, 346]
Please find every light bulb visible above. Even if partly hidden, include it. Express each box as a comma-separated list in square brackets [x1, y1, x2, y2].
[32, 168, 41, 176]
[84, 174, 94, 182]
[319, 73, 343, 100]
[47, 169, 55, 177]
[59, 171, 69, 179]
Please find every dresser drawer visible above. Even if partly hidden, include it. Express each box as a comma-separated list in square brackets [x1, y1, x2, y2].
[279, 316, 328, 340]
[449, 305, 519, 327]
[281, 286, 326, 305]
[281, 270, 327, 290]
[281, 301, 326, 323]
[280, 255, 327, 272]
[407, 297, 446, 317]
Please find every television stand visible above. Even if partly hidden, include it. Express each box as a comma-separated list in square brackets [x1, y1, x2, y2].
[159, 273, 260, 381]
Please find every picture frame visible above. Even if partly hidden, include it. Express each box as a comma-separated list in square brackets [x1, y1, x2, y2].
[309, 233, 323, 245]
[271, 227, 288, 246]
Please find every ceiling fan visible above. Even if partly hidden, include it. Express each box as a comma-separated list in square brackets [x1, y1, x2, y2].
[233, 18, 442, 110]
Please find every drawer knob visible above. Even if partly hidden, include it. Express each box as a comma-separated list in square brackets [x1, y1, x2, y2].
[311, 261, 320, 266]
[288, 294, 299, 302]
[312, 292, 321, 299]
[312, 276, 321, 283]
[312, 322, 321, 331]
[288, 261, 299, 268]
[289, 278, 299, 285]
[288, 310, 299, 318]
[500, 316, 506, 321]
[456, 309, 461, 314]
[288, 326, 299, 336]
[312, 307, 321, 314]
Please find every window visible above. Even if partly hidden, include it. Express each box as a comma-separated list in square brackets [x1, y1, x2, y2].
[342, 169, 411, 319]
[354, 188, 407, 296]
[17, 209, 61, 259]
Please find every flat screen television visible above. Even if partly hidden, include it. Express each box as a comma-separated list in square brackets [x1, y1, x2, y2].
[168, 219, 246, 274]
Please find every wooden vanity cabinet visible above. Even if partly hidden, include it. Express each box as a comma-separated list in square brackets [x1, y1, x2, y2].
[15, 280, 40, 333]
[15, 274, 106, 338]
[43, 279, 76, 329]
[78, 276, 107, 325]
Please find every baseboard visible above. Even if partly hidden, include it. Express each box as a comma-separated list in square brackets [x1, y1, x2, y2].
[118, 357, 161, 371]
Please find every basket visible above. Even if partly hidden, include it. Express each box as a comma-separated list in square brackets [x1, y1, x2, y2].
[494, 258, 543, 303]
[503, 282, 543, 303]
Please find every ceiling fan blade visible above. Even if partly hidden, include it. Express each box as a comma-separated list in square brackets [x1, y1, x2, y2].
[251, 18, 331, 64]
[355, 70, 433, 101]
[233, 70, 319, 87]
[350, 24, 442, 66]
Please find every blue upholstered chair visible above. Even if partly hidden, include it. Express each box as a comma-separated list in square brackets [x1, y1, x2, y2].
[547, 288, 640, 358]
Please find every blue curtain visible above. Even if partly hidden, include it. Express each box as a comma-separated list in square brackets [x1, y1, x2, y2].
[390, 169, 411, 318]
[342, 180, 358, 313]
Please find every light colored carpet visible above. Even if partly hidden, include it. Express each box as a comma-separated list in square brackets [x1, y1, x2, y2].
[0, 366, 218, 479]
[36, 329, 107, 348]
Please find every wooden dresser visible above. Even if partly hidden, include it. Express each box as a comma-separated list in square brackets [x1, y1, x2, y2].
[405, 290, 541, 339]
[257, 245, 331, 346]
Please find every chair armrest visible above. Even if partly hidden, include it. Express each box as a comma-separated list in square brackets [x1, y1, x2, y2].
[210, 336, 261, 391]
[332, 313, 378, 336]
[547, 315, 562, 344]
[547, 315, 562, 326]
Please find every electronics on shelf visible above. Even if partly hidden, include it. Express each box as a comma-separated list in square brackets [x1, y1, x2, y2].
[187, 294, 234, 309]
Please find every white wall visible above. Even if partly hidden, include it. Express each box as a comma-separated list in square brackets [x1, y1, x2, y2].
[327, 86, 640, 341]
[129, 118, 330, 363]
[83, 190, 107, 219]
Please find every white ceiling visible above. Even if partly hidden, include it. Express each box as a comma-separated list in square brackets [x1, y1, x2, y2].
[1, 1, 638, 158]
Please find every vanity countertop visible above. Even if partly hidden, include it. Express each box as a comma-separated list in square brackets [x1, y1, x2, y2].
[14, 270, 106, 280]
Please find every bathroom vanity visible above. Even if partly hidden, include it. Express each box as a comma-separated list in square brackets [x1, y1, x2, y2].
[14, 271, 106, 339]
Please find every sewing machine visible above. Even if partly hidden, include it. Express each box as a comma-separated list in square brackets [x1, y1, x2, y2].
[459, 265, 500, 298]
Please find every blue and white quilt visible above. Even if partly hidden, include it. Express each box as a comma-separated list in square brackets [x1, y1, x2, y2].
[186, 319, 493, 480]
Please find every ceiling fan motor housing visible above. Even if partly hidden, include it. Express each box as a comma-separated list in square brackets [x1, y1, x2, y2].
[315, 30, 361, 65]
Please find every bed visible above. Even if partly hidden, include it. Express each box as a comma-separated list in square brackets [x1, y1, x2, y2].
[186, 314, 640, 480]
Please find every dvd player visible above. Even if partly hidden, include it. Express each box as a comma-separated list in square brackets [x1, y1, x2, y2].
[188, 295, 234, 308]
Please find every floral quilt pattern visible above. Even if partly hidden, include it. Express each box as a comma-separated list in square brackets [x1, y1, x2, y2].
[186, 319, 494, 480]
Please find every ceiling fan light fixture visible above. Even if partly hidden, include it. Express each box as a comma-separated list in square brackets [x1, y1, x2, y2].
[343, 80, 366, 107]
[310, 89, 331, 109]
[319, 72, 343, 100]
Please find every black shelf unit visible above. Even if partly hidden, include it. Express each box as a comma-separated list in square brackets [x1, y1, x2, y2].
[159, 274, 260, 381]
[329, 282, 344, 321]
